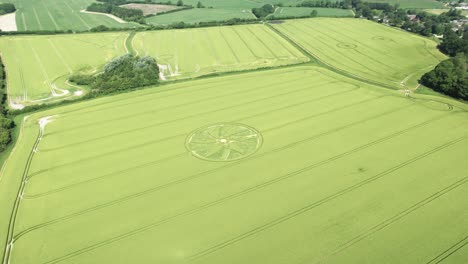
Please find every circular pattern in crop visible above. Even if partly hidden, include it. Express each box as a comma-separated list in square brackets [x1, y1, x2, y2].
[336, 42, 357, 49]
[186, 123, 262, 161]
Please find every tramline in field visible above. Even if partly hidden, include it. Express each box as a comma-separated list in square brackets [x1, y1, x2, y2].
[273, 18, 447, 88]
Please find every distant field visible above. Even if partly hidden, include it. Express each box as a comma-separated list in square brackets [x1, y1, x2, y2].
[132, 24, 308, 79]
[273, 18, 446, 88]
[0, 32, 128, 105]
[268, 7, 354, 18]
[180, 0, 302, 9]
[365, 0, 445, 9]
[425, 8, 468, 16]
[120, 3, 182, 16]
[10, 0, 139, 31]
[145, 8, 256, 25]
[1, 66, 468, 264]
[0, 24, 307, 105]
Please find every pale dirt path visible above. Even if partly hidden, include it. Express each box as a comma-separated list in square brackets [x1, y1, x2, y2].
[80, 10, 126, 23]
[0, 12, 17, 32]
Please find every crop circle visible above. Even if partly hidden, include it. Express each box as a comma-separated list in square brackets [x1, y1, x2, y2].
[186, 123, 263, 161]
[336, 42, 357, 49]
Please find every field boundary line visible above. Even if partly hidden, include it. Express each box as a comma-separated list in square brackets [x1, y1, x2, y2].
[35, 111, 456, 264]
[426, 235, 468, 264]
[1, 119, 41, 264]
[187, 133, 468, 261]
[319, 177, 468, 263]
[260, 25, 307, 61]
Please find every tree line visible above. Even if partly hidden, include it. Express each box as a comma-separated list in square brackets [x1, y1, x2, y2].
[87, 2, 145, 23]
[0, 58, 14, 154]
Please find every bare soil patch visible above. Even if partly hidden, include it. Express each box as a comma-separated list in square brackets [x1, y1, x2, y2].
[0, 12, 17, 32]
[120, 4, 181, 16]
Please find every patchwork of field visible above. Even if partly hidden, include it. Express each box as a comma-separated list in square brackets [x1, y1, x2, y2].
[0, 24, 307, 105]
[1, 67, 467, 264]
[145, 8, 256, 25]
[132, 24, 308, 79]
[366, 0, 445, 9]
[425, 8, 468, 17]
[268, 7, 354, 18]
[273, 18, 447, 88]
[10, 0, 139, 31]
[180, 0, 301, 9]
[0, 32, 128, 106]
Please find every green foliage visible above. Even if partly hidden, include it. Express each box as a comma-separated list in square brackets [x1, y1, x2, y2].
[86, 2, 144, 22]
[252, 4, 275, 18]
[92, 54, 160, 93]
[177, 0, 184, 6]
[90, 25, 110, 32]
[69, 74, 96, 85]
[421, 53, 468, 100]
[196, 1, 204, 8]
[0, 57, 14, 153]
[439, 29, 468, 57]
[0, 3, 15, 15]
[310, 10, 318, 17]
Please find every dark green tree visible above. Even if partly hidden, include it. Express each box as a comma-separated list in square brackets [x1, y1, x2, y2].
[421, 53, 467, 100]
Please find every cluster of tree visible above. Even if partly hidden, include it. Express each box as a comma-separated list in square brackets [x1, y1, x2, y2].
[439, 29, 468, 56]
[69, 54, 160, 93]
[421, 53, 467, 100]
[252, 4, 275, 18]
[267, 10, 319, 20]
[0, 3, 15, 15]
[87, 2, 144, 22]
[0, 58, 14, 153]
[196, 1, 204, 8]
[298, 0, 351, 9]
[399, 9, 465, 36]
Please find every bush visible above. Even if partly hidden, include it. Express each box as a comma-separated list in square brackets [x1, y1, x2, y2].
[86, 2, 144, 22]
[252, 4, 275, 18]
[69, 74, 96, 85]
[0, 3, 16, 15]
